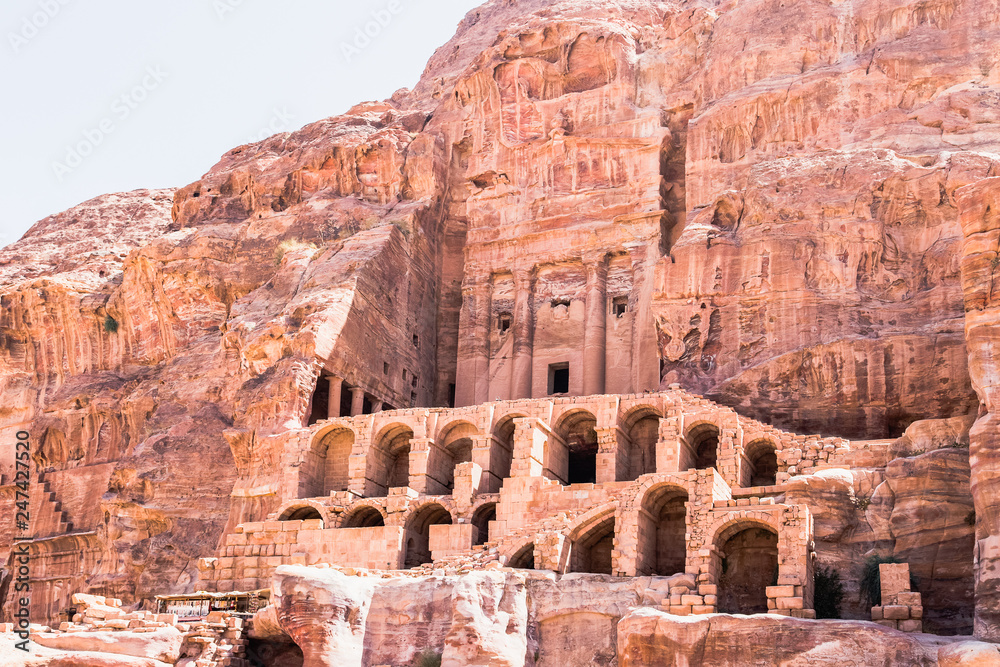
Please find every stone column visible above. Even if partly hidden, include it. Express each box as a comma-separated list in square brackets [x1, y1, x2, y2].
[583, 257, 609, 397]
[326, 376, 343, 419]
[595, 427, 623, 483]
[471, 434, 500, 493]
[628, 243, 659, 393]
[370, 399, 383, 413]
[350, 387, 365, 417]
[510, 267, 535, 400]
[455, 277, 491, 407]
[407, 438, 434, 493]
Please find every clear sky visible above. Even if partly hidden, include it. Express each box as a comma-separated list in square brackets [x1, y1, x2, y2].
[0, 0, 481, 248]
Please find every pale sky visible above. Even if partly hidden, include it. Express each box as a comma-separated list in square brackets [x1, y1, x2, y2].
[0, 0, 482, 248]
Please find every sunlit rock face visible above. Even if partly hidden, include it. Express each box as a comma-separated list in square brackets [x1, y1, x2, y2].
[1, 0, 1000, 654]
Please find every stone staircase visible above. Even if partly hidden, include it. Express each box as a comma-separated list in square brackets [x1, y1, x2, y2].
[30, 472, 74, 538]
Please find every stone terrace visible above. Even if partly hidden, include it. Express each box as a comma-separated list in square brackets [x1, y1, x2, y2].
[199, 388, 895, 618]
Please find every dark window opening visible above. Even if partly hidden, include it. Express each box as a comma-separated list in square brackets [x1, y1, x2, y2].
[410, 391, 417, 404]
[383, 404, 396, 412]
[568, 450, 597, 485]
[412, 375, 418, 388]
[412, 334, 419, 348]
[472, 503, 496, 546]
[362, 395, 373, 415]
[508, 543, 535, 570]
[339, 385, 353, 418]
[403, 369, 408, 381]
[280, 506, 323, 522]
[383, 362, 389, 375]
[612, 296, 628, 318]
[343, 506, 385, 528]
[308, 376, 331, 425]
[497, 313, 512, 333]
[551, 298, 571, 308]
[448, 383, 456, 408]
[548, 363, 570, 395]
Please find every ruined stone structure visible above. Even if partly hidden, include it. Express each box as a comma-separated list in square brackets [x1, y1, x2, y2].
[3, 0, 1000, 663]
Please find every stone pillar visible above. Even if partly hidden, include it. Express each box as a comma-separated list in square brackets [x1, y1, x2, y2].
[510, 268, 535, 400]
[510, 418, 547, 478]
[370, 399, 383, 413]
[350, 387, 365, 417]
[595, 427, 624, 483]
[583, 257, 608, 397]
[455, 278, 491, 407]
[471, 434, 500, 493]
[957, 178, 1000, 640]
[407, 437, 435, 494]
[628, 243, 660, 393]
[326, 376, 343, 419]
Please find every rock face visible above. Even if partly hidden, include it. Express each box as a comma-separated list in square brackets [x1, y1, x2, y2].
[957, 177, 1000, 640]
[0, 0, 999, 658]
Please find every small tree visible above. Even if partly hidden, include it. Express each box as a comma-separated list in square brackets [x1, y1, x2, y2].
[103, 315, 119, 333]
[415, 649, 442, 667]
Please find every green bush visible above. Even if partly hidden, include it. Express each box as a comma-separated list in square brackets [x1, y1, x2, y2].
[414, 649, 442, 667]
[103, 315, 119, 333]
[814, 565, 844, 619]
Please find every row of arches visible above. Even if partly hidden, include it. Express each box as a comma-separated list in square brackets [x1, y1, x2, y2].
[300, 411, 781, 502]
[279, 501, 500, 569]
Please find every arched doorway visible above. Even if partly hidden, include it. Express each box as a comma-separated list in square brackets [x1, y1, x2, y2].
[341, 506, 385, 528]
[508, 543, 535, 570]
[489, 416, 518, 492]
[686, 423, 719, 471]
[431, 421, 477, 493]
[622, 408, 661, 481]
[300, 427, 355, 498]
[278, 506, 323, 523]
[472, 503, 496, 546]
[569, 515, 615, 574]
[717, 525, 779, 614]
[403, 504, 452, 569]
[637, 485, 687, 576]
[743, 439, 778, 487]
[369, 424, 413, 496]
[558, 411, 599, 485]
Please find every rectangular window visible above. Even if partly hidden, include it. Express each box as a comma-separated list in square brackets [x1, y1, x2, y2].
[548, 363, 570, 395]
[383, 362, 389, 375]
[612, 296, 628, 317]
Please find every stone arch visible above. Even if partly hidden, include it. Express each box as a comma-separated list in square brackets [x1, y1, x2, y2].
[506, 541, 536, 570]
[430, 419, 479, 493]
[276, 501, 327, 525]
[471, 502, 497, 546]
[742, 438, 778, 487]
[711, 514, 780, 614]
[368, 422, 413, 497]
[302, 425, 355, 498]
[620, 405, 662, 481]
[403, 502, 453, 569]
[487, 414, 521, 488]
[555, 409, 599, 485]
[341, 504, 386, 528]
[684, 420, 720, 471]
[564, 504, 617, 574]
[636, 482, 688, 576]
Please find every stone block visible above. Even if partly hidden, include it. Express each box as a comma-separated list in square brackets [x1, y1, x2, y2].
[693, 606, 714, 615]
[875, 619, 898, 630]
[883, 605, 910, 620]
[668, 606, 691, 616]
[899, 619, 923, 633]
[776, 597, 804, 610]
[879, 563, 910, 601]
[766, 585, 795, 598]
[896, 592, 921, 606]
[871, 606, 883, 620]
[681, 595, 703, 606]
[910, 606, 923, 619]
